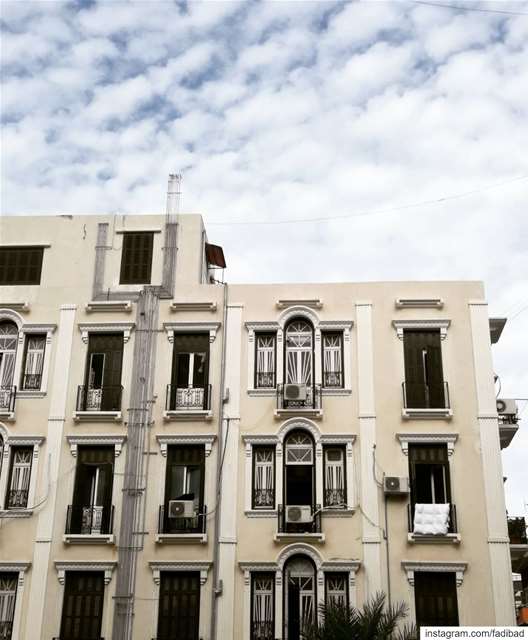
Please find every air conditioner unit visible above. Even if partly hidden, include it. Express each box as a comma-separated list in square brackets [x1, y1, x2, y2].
[284, 383, 307, 401]
[383, 476, 409, 495]
[168, 500, 196, 518]
[496, 399, 518, 416]
[285, 505, 313, 523]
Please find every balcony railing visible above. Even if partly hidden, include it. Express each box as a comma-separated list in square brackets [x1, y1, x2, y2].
[158, 504, 207, 535]
[276, 384, 322, 412]
[402, 381, 450, 410]
[53, 637, 104, 640]
[407, 502, 457, 535]
[250, 621, 275, 640]
[65, 504, 114, 535]
[0, 386, 16, 413]
[323, 371, 343, 388]
[6, 489, 28, 509]
[324, 488, 346, 508]
[165, 384, 212, 411]
[508, 516, 528, 544]
[76, 385, 123, 412]
[0, 621, 13, 640]
[255, 372, 275, 388]
[252, 488, 275, 509]
[21, 373, 42, 391]
[277, 504, 322, 535]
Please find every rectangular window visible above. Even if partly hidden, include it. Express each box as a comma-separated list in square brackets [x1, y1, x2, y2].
[403, 330, 445, 408]
[252, 446, 275, 509]
[0, 573, 17, 640]
[157, 572, 200, 640]
[0, 246, 44, 285]
[255, 333, 276, 388]
[322, 332, 344, 388]
[325, 573, 348, 609]
[69, 446, 114, 535]
[59, 571, 105, 640]
[163, 446, 204, 534]
[119, 231, 154, 284]
[81, 333, 124, 411]
[170, 334, 209, 410]
[323, 447, 346, 508]
[21, 334, 46, 390]
[414, 572, 459, 627]
[251, 573, 274, 640]
[6, 447, 32, 509]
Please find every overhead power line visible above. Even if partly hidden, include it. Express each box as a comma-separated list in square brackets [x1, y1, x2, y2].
[207, 174, 528, 227]
[409, 0, 528, 16]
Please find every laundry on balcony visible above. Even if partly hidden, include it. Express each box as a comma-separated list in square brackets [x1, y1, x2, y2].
[413, 503, 450, 535]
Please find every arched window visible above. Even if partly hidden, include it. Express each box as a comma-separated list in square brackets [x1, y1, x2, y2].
[284, 556, 316, 640]
[0, 322, 18, 409]
[283, 431, 315, 531]
[284, 320, 313, 386]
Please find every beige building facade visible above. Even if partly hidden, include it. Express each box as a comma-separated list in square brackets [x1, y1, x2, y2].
[0, 204, 517, 640]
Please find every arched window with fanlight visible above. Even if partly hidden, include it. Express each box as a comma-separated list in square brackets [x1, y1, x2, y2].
[0, 321, 18, 411]
[281, 431, 317, 534]
[284, 556, 316, 640]
[284, 320, 314, 386]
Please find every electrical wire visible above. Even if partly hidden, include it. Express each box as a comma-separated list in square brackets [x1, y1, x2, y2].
[408, 0, 528, 16]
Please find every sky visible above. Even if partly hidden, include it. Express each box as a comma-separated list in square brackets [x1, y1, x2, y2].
[1, 0, 527, 514]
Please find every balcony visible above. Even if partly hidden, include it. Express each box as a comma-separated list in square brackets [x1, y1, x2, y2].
[156, 504, 207, 544]
[250, 621, 274, 640]
[255, 372, 275, 388]
[401, 381, 452, 420]
[6, 489, 28, 510]
[407, 502, 460, 544]
[74, 385, 123, 421]
[63, 504, 115, 544]
[275, 504, 324, 542]
[21, 373, 42, 391]
[163, 384, 212, 421]
[275, 384, 322, 419]
[509, 516, 528, 575]
[253, 489, 275, 510]
[0, 386, 16, 419]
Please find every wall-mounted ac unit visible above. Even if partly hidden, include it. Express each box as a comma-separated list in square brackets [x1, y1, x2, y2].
[496, 399, 518, 416]
[284, 383, 307, 401]
[383, 477, 409, 495]
[168, 500, 196, 518]
[286, 505, 312, 523]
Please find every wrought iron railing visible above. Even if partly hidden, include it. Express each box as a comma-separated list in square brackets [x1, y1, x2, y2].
[165, 384, 212, 411]
[158, 504, 207, 535]
[323, 371, 343, 388]
[0, 386, 16, 412]
[252, 488, 275, 509]
[324, 488, 346, 508]
[277, 504, 322, 534]
[6, 489, 28, 509]
[65, 504, 114, 535]
[76, 385, 123, 412]
[21, 373, 42, 391]
[508, 516, 528, 544]
[402, 381, 450, 410]
[0, 621, 13, 640]
[53, 637, 104, 640]
[276, 383, 322, 411]
[407, 502, 457, 534]
[255, 372, 275, 388]
[250, 620, 275, 640]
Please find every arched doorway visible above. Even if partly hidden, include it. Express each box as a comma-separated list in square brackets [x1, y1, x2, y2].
[283, 555, 316, 640]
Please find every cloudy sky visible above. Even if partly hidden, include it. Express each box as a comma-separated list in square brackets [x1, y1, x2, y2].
[1, 0, 527, 513]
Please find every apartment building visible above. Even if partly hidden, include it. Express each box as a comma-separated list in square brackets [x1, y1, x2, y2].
[0, 198, 519, 640]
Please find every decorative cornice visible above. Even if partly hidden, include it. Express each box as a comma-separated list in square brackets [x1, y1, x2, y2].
[157, 434, 216, 457]
[0, 308, 25, 327]
[170, 302, 217, 312]
[395, 298, 444, 309]
[320, 435, 356, 446]
[115, 228, 162, 234]
[276, 299, 323, 310]
[78, 322, 134, 343]
[55, 561, 116, 585]
[401, 561, 467, 587]
[0, 302, 30, 313]
[276, 543, 324, 571]
[321, 560, 361, 575]
[0, 561, 30, 586]
[6, 436, 45, 447]
[239, 562, 278, 573]
[277, 417, 321, 444]
[85, 301, 132, 313]
[393, 319, 450, 340]
[149, 562, 211, 586]
[397, 433, 458, 456]
[278, 306, 320, 328]
[318, 321, 354, 331]
[163, 322, 220, 343]
[245, 321, 280, 334]
[67, 435, 126, 457]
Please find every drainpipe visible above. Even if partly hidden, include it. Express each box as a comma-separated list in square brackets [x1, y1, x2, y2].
[210, 280, 229, 640]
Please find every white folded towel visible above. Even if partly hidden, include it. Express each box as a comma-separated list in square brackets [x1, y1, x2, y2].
[413, 503, 450, 535]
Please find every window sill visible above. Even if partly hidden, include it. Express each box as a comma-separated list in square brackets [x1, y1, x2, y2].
[73, 411, 122, 423]
[245, 509, 277, 518]
[163, 410, 213, 422]
[0, 411, 15, 422]
[63, 534, 115, 545]
[247, 389, 276, 397]
[17, 390, 46, 398]
[408, 532, 460, 545]
[322, 507, 355, 518]
[322, 388, 352, 396]
[274, 409, 323, 420]
[155, 533, 208, 544]
[402, 408, 452, 420]
[0, 509, 33, 518]
[274, 532, 325, 543]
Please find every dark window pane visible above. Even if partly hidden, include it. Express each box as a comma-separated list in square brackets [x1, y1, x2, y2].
[0, 246, 44, 285]
[60, 571, 105, 640]
[119, 232, 154, 284]
[415, 572, 459, 627]
[157, 572, 200, 640]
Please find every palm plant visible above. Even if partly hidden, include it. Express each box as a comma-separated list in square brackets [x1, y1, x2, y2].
[302, 592, 415, 640]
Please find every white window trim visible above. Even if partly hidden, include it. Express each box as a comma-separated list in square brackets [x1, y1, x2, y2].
[0, 436, 44, 514]
[392, 319, 451, 341]
[78, 322, 135, 344]
[15, 324, 56, 397]
[66, 435, 126, 458]
[163, 322, 220, 344]
[395, 298, 444, 309]
[397, 433, 458, 457]
[0, 561, 30, 640]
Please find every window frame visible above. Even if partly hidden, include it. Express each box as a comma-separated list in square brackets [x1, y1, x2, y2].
[323, 445, 347, 508]
[254, 332, 277, 389]
[119, 231, 154, 285]
[252, 446, 276, 510]
[20, 333, 46, 391]
[321, 331, 344, 389]
[250, 572, 275, 640]
[6, 446, 33, 510]
[0, 246, 44, 286]
[324, 572, 349, 610]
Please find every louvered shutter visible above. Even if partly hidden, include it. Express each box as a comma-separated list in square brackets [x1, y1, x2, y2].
[414, 572, 459, 627]
[157, 572, 200, 640]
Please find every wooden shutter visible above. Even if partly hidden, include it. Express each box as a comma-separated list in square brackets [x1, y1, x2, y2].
[0, 246, 44, 285]
[119, 232, 154, 284]
[59, 571, 105, 640]
[403, 330, 444, 408]
[414, 572, 459, 627]
[157, 572, 200, 640]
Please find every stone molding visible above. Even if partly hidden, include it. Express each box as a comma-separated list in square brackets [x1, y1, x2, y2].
[67, 435, 126, 457]
[55, 561, 116, 585]
[401, 560, 467, 587]
[157, 434, 215, 457]
[163, 322, 220, 343]
[149, 562, 211, 586]
[392, 319, 451, 340]
[78, 322, 134, 343]
[397, 433, 458, 456]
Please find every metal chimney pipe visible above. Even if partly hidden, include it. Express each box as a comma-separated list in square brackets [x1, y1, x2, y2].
[166, 173, 181, 218]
